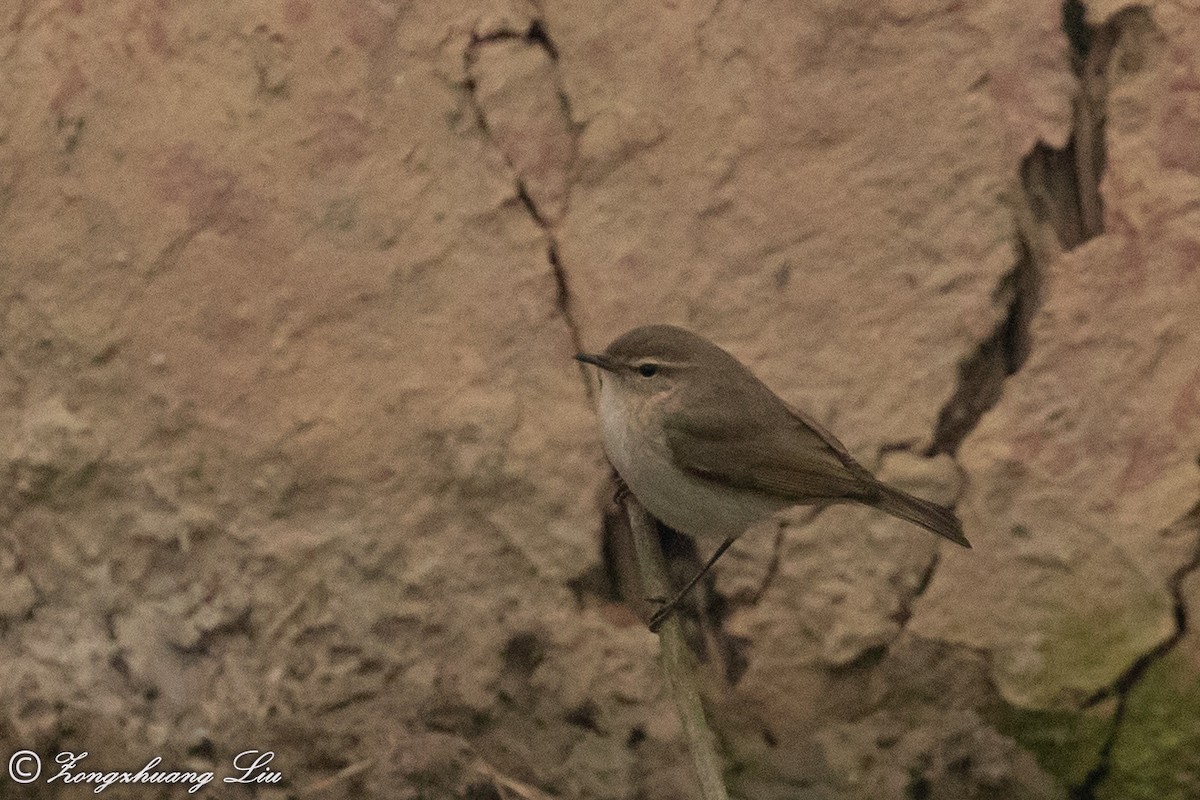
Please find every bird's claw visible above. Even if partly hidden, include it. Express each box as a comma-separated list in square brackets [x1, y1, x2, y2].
[648, 605, 674, 632]
[644, 595, 676, 631]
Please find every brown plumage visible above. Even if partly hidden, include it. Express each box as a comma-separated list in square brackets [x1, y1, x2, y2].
[589, 324, 968, 547]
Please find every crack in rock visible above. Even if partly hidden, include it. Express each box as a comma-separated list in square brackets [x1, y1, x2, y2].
[927, 9, 1178, 793]
[1033, 0, 1107, 247]
[463, 16, 585, 370]
[927, 241, 1038, 457]
[895, 550, 940, 630]
[928, 1, 1152, 461]
[1069, 502, 1200, 800]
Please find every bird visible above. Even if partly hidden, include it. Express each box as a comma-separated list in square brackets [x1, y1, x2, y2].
[576, 324, 969, 630]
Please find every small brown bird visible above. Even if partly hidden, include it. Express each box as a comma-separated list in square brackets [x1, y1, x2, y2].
[577, 325, 968, 630]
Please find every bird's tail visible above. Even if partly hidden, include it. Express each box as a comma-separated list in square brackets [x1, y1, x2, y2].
[871, 482, 970, 548]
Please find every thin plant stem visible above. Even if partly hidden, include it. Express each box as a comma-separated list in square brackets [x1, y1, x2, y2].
[624, 497, 730, 800]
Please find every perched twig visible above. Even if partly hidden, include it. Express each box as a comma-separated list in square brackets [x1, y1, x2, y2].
[476, 760, 560, 800]
[623, 497, 730, 800]
[298, 759, 374, 796]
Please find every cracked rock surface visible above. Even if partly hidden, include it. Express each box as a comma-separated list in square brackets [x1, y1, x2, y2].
[1, 0, 1199, 798]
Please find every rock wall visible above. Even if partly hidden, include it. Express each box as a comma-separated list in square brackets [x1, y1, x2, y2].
[0, 1, 1197, 798]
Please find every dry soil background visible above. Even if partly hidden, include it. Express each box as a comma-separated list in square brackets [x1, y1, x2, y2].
[1, 1, 1199, 799]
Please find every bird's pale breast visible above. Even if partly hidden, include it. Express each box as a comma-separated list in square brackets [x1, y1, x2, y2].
[598, 381, 785, 545]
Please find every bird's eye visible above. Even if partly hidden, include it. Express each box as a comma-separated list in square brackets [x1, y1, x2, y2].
[637, 363, 658, 378]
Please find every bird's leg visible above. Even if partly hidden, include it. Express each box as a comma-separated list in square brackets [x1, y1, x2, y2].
[648, 536, 736, 632]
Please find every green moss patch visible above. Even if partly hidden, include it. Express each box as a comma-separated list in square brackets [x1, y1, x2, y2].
[1098, 649, 1200, 800]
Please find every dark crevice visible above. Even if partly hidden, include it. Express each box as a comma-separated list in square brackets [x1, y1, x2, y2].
[930, 9, 1175, 793]
[1021, 128, 1104, 250]
[470, 13, 610, 623]
[463, 17, 587, 390]
[513, 182, 548, 228]
[626, 726, 647, 748]
[1051, 0, 1109, 247]
[577, 485, 633, 606]
[564, 701, 602, 734]
[1070, 504, 1200, 799]
[468, 22, 556, 55]
[526, 19, 560, 60]
[548, 241, 586, 369]
[927, 241, 1037, 456]
[894, 551, 940, 629]
[928, 4, 1156, 458]
[1062, 0, 1092, 62]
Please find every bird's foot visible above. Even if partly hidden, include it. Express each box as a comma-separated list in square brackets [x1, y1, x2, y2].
[647, 602, 678, 632]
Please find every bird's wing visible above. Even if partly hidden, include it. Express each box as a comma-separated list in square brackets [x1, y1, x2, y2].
[662, 405, 870, 502]
[781, 401, 877, 482]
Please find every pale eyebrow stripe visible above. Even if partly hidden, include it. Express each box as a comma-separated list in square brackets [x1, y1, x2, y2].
[629, 360, 686, 369]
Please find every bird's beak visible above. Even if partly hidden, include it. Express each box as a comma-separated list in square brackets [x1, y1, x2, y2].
[575, 352, 620, 372]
